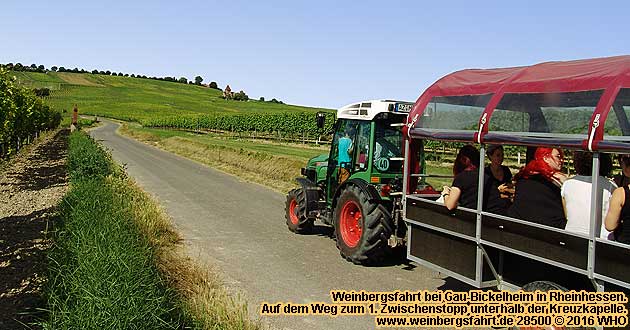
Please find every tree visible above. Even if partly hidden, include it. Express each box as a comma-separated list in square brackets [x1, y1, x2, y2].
[57, 66, 65, 72]
[131, 74, 136, 78]
[51, 66, 58, 72]
[194, 76, 203, 85]
[38, 65, 45, 72]
[233, 90, 249, 101]
[259, 96, 265, 102]
[105, 70, 111, 75]
[178, 77, 188, 84]
[92, 69, 98, 74]
[118, 72, 123, 76]
[209, 81, 218, 89]
[72, 67, 79, 73]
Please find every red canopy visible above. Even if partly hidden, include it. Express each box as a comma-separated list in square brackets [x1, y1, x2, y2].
[407, 55, 630, 151]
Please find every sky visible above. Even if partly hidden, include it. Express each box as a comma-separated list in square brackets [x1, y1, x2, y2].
[1, 0, 628, 109]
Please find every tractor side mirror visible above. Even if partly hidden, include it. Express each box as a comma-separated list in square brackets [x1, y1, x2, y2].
[316, 112, 326, 129]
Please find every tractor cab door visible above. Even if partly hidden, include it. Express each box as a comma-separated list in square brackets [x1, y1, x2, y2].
[326, 119, 371, 206]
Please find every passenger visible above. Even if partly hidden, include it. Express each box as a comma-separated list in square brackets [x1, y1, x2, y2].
[485, 145, 514, 205]
[485, 145, 512, 184]
[441, 145, 505, 214]
[561, 151, 616, 237]
[507, 147, 567, 229]
[613, 154, 630, 187]
[604, 156, 630, 244]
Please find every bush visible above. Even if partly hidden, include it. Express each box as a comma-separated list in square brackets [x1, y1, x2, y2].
[233, 90, 249, 101]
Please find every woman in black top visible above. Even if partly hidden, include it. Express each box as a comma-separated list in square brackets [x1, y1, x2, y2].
[485, 145, 513, 209]
[485, 145, 512, 185]
[605, 182, 630, 244]
[613, 154, 630, 188]
[507, 147, 567, 229]
[442, 145, 506, 214]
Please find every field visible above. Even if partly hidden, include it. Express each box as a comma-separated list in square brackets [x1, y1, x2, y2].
[13, 71, 468, 189]
[14, 71, 332, 122]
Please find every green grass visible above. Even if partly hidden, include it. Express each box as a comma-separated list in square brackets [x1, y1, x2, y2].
[49, 131, 263, 329]
[14, 71, 331, 121]
[46, 132, 189, 329]
[129, 125, 329, 160]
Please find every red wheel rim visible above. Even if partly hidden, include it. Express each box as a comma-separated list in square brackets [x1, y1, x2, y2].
[289, 198, 299, 225]
[340, 200, 362, 248]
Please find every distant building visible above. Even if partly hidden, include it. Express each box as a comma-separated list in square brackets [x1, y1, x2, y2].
[223, 84, 233, 99]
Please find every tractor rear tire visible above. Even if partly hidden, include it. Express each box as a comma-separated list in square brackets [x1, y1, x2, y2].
[285, 188, 314, 234]
[334, 185, 393, 265]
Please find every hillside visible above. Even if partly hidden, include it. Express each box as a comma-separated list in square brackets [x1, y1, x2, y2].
[13, 71, 332, 122]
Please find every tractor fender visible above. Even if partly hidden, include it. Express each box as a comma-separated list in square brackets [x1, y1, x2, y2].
[332, 178, 381, 210]
[295, 178, 322, 219]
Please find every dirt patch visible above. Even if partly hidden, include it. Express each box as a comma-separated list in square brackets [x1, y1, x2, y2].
[0, 129, 69, 329]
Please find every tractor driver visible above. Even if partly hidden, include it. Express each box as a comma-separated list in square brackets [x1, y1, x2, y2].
[338, 126, 354, 183]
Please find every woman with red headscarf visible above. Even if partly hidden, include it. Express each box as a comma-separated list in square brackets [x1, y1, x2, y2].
[507, 147, 568, 228]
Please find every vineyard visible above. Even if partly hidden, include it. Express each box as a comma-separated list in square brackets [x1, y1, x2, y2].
[141, 111, 336, 138]
[0, 69, 62, 157]
[11, 71, 336, 138]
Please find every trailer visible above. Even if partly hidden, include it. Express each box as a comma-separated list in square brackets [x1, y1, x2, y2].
[402, 55, 630, 294]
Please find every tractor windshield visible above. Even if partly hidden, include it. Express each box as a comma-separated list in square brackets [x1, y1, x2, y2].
[373, 120, 403, 174]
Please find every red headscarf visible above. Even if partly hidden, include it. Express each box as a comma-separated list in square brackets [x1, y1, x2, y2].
[515, 147, 563, 182]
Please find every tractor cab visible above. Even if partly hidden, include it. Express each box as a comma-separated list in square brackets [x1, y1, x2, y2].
[324, 100, 412, 205]
[286, 100, 414, 265]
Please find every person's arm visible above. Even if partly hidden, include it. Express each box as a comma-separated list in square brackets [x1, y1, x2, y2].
[605, 187, 624, 231]
[443, 186, 461, 210]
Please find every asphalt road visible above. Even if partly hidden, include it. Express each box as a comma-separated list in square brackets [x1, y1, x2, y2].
[89, 121, 456, 330]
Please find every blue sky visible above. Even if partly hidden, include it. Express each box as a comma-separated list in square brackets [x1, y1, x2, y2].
[1, 1, 628, 109]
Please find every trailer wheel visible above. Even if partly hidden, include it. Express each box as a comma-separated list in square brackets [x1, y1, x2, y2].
[334, 185, 392, 265]
[285, 188, 313, 233]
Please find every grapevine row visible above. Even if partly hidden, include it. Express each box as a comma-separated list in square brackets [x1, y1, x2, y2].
[0, 69, 62, 157]
[140, 111, 337, 135]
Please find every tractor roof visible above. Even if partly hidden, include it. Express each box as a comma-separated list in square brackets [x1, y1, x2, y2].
[337, 100, 413, 121]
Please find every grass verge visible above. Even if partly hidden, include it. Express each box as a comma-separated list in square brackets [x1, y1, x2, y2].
[46, 131, 261, 329]
[120, 124, 320, 193]
[119, 123, 457, 191]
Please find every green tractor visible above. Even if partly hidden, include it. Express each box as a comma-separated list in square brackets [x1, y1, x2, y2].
[285, 100, 420, 265]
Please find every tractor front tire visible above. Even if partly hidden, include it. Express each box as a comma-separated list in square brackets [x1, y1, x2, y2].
[285, 188, 314, 234]
[334, 185, 392, 265]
